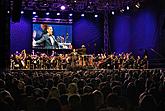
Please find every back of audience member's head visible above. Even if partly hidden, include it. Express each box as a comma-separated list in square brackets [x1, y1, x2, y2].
[48, 87, 59, 99]
[4, 96, 15, 110]
[81, 93, 95, 111]
[63, 77, 69, 86]
[90, 78, 96, 86]
[17, 80, 25, 91]
[46, 98, 61, 111]
[53, 75, 60, 87]
[0, 72, 5, 80]
[0, 90, 11, 101]
[67, 83, 78, 95]
[33, 88, 43, 98]
[114, 74, 120, 81]
[134, 78, 145, 95]
[0, 79, 5, 91]
[83, 85, 93, 94]
[59, 94, 68, 105]
[148, 87, 159, 102]
[12, 77, 18, 86]
[92, 90, 104, 108]
[6, 73, 13, 84]
[35, 97, 46, 111]
[57, 82, 66, 96]
[110, 81, 121, 88]
[139, 94, 157, 111]
[43, 88, 49, 99]
[99, 82, 112, 99]
[72, 78, 79, 83]
[45, 79, 54, 90]
[106, 93, 119, 108]
[68, 94, 81, 111]
[112, 85, 122, 96]
[25, 85, 34, 96]
[77, 79, 86, 94]
[126, 82, 136, 97]
[145, 78, 155, 90]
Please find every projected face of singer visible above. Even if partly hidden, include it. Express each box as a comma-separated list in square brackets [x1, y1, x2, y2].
[47, 26, 53, 36]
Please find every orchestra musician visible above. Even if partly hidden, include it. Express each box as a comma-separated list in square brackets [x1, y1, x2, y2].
[70, 49, 79, 67]
[76, 45, 86, 66]
[10, 49, 149, 70]
[20, 49, 27, 68]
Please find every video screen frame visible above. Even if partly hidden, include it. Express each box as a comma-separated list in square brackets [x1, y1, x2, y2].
[32, 18, 73, 50]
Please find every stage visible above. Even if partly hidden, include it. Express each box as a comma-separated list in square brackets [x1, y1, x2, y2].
[9, 68, 165, 72]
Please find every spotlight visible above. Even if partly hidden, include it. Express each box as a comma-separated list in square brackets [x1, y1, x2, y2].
[7, 10, 10, 14]
[45, 18, 50, 21]
[94, 14, 98, 18]
[126, 6, 129, 10]
[81, 14, 84, 17]
[44, 3, 48, 6]
[111, 11, 115, 15]
[74, 0, 77, 3]
[87, 5, 91, 8]
[33, 15, 38, 18]
[69, 13, 73, 17]
[46, 12, 50, 15]
[43, 1, 48, 6]
[21, 11, 24, 14]
[61, 5, 66, 10]
[33, 11, 36, 15]
[120, 9, 124, 13]
[135, 2, 140, 8]
[57, 13, 60, 16]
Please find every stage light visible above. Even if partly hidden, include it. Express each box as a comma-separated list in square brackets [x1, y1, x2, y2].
[74, 0, 77, 3]
[111, 11, 115, 15]
[94, 14, 98, 18]
[57, 13, 60, 16]
[21, 11, 24, 14]
[69, 13, 73, 16]
[87, 5, 91, 8]
[33, 15, 38, 18]
[33, 11, 36, 15]
[7, 11, 10, 14]
[81, 14, 84, 17]
[120, 9, 124, 13]
[45, 18, 50, 21]
[127, 6, 129, 10]
[135, 2, 140, 8]
[44, 3, 48, 6]
[46, 12, 50, 15]
[61, 5, 66, 10]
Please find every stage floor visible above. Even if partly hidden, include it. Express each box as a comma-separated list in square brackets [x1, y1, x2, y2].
[9, 68, 165, 72]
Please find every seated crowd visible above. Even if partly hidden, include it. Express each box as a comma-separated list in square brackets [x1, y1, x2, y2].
[0, 69, 165, 111]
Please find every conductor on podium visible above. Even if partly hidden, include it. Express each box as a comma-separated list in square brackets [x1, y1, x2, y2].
[79, 44, 86, 55]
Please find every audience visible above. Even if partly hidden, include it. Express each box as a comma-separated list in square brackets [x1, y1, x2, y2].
[0, 69, 164, 111]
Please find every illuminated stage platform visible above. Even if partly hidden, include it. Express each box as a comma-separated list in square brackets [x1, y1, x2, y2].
[9, 68, 164, 72]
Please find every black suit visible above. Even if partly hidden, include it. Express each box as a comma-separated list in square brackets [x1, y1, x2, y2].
[36, 33, 59, 49]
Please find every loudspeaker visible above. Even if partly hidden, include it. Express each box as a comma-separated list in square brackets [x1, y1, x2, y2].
[12, 0, 22, 22]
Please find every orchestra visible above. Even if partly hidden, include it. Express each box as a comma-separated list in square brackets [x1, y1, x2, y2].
[10, 48, 148, 70]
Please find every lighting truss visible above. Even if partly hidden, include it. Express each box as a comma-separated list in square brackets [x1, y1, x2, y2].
[10, 0, 145, 13]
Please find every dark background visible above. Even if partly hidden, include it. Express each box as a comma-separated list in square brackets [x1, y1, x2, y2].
[9, 0, 165, 58]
